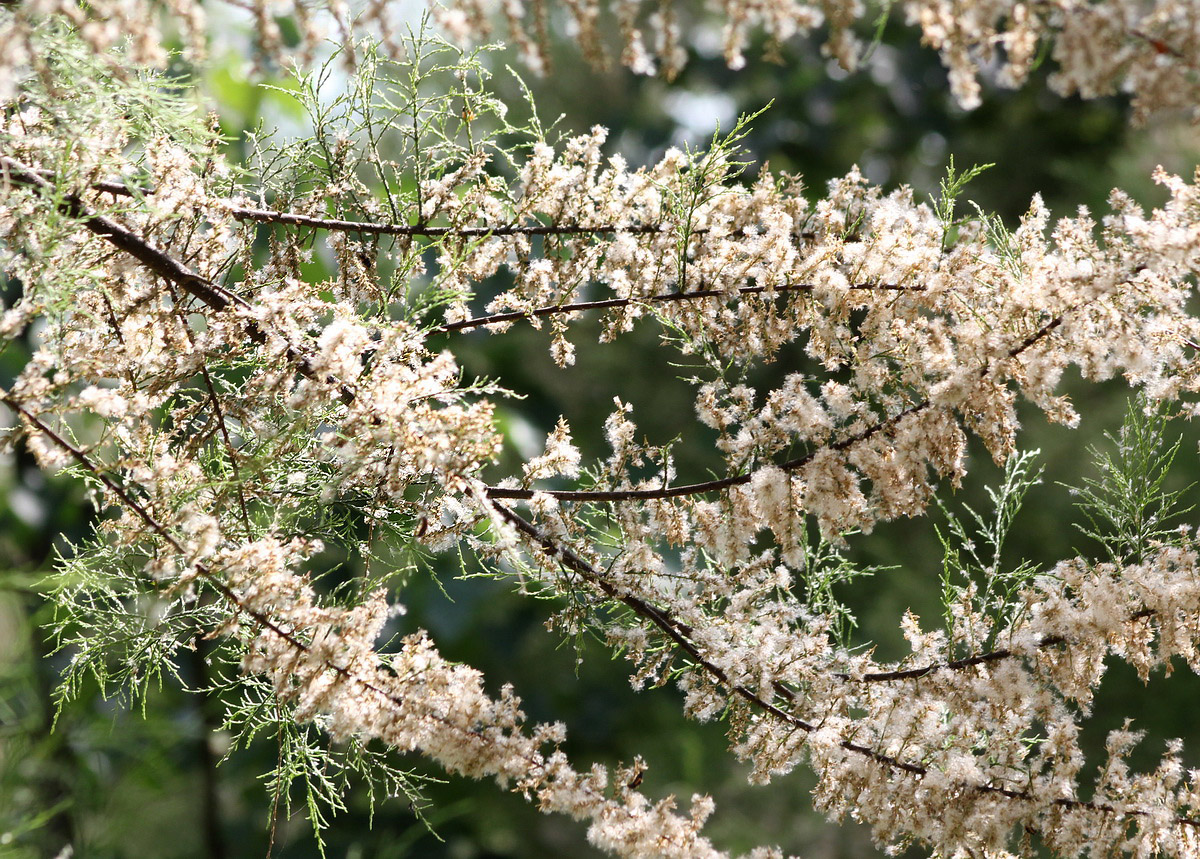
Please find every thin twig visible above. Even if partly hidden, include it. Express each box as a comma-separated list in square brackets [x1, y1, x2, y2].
[487, 400, 934, 502]
[438, 281, 925, 333]
[20, 166, 835, 242]
[843, 608, 1157, 682]
[1, 156, 244, 312]
[232, 207, 670, 238]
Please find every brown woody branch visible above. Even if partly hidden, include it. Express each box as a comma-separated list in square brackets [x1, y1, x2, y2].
[487, 400, 932, 502]
[488, 495, 1200, 828]
[1, 156, 245, 313]
[233, 207, 669, 238]
[0, 154, 359, 406]
[488, 304, 1082, 504]
[841, 608, 1158, 682]
[3, 152, 1080, 512]
[438, 281, 925, 334]
[19, 166, 839, 242]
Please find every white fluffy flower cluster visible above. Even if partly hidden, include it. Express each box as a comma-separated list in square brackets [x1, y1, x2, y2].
[439, 130, 1200, 536]
[223, 536, 729, 858]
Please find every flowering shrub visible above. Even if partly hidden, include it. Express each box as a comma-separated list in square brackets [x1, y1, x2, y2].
[3, 2, 1200, 857]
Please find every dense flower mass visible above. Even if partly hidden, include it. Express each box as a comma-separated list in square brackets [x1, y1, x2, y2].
[3, 1, 1200, 857]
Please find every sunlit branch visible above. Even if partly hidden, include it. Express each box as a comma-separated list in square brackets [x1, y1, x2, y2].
[438, 281, 925, 333]
[231, 206, 670, 238]
[2, 155, 1076, 518]
[5, 397, 303, 643]
[1, 155, 244, 313]
[487, 399, 929, 502]
[20, 167, 842, 243]
[488, 494, 1200, 829]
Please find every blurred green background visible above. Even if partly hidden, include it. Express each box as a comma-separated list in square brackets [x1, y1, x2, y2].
[3, 5, 1200, 857]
